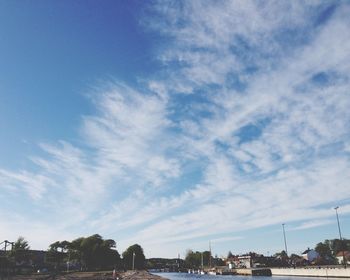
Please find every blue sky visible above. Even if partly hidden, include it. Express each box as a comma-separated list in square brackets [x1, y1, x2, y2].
[1, 0, 350, 258]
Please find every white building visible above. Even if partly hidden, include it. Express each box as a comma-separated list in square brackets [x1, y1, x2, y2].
[336, 251, 350, 265]
[237, 255, 252, 268]
[302, 248, 319, 262]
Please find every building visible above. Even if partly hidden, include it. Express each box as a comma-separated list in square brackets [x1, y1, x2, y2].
[237, 255, 252, 268]
[302, 248, 319, 262]
[336, 251, 350, 265]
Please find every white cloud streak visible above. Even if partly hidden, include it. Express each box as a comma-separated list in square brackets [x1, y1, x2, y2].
[1, 1, 350, 257]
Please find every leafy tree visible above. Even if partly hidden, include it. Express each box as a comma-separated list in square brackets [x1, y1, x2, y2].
[289, 254, 304, 266]
[13, 237, 30, 251]
[315, 242, 332, 259]
[94, 238, 120, 269]
[10, 237, 30, 264]
[46, 241, 67, 270]
[202, 251, 211, 266]
[80, 234, 104, 269]
[290, 254, 301, 260]
[185, 250, 200, 268]
[331, 239, 349, 254]
[74, 234, 120, 270]
[48, 234, 120, 271]
[274, 250, 288, 259]
[315, 239, 349, 257]
[122, 244, 145, 270]
[273, 250, 289, 267]
[227, 251, 234, 258]
[60, 240, 71, 252]
[49, 241, 61, 252]
[185, 250, 211, 268]
[313, 239, 346, 265]
[70, 237, 84, 268]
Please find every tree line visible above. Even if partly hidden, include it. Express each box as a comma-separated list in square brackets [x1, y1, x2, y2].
[6, 236, 349, 272]
[5, 234, 145, 272]
[184, 250, 225, 268]
[314, 238, 350, 264]
[280, 238, 350, 265]
[183, 238, 349, 268]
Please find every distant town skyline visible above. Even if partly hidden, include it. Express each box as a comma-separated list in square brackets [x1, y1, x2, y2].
[0, 1, 349, 258]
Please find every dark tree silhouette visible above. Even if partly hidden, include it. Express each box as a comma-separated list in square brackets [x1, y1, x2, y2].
[122, 244, 145, 270]
[48, 234, 120, 271]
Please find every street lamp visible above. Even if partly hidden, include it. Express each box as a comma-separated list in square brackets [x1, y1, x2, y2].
[132, 252, 135, 270]
[282, 223, 288, 256]
[334, 206, 346, 268]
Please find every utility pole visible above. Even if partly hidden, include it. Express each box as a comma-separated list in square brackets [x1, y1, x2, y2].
[132, 252, 135, 270]
[3, 240, 13, 253]
[334, 206, 346, 268]
[282, 224, 288, 256]
[209, 241, 212, 268]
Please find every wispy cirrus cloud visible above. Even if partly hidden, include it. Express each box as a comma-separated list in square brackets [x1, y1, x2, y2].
[1, 1, 350, 257]
[123, 0, 350, 256]
[0, 169, 54, 200]
[292, 220, 334, 231]
[0, 83, 181, 249]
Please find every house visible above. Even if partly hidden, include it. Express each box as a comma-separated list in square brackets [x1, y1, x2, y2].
[226, 253, 272, 268]
[336, 251, 350, 265]
[226, 256, 239, 269]
[302, 248, 319, 262]
[225, 255, 252, 268]
[237, 255, 252, 268]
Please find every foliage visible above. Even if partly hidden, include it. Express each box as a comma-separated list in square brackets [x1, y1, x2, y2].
[70, 237, 84, 266]
[213, 256, 225, 266]
[314, 239, 348, 265]
[10, 236, 30, 264]
[274, 250, 288, 259]
[74, 234, 120, 270]
[122, 244, 145, 270]
[13, 237, 30, 251]
[272, 250, 289, 266]
[185, 250, 198, 268]
[48, 234, 120, 271]
[315, 242, 333, 259]
[290, 254, 301, 260]
[46, 240, 70, 269]
[330, 238, 349, 254]
[185, 250, 211, 268]
[315, 239, 349, 255]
